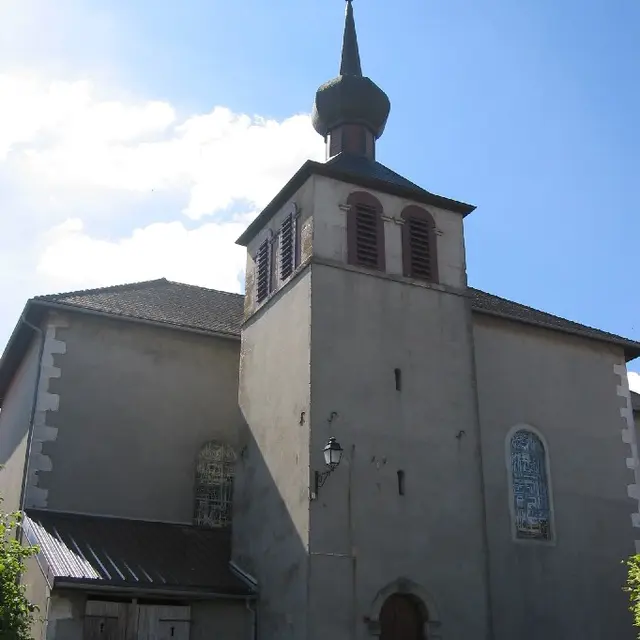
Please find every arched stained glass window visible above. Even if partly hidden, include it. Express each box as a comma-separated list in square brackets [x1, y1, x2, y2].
[510, 430, 551, 540]
[194, 442, 236, 528]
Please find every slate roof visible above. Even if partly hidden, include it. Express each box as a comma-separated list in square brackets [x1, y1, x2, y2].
[35, 279, 243, 337]
[467, 288, 640, 355]
[23, 509, 253, 597]
[325, 153, 435, 195]
[1, 278, 639, 403]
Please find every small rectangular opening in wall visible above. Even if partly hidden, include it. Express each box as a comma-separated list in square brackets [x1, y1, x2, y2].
[394, 368, 402, 391]
[397, 470, 405, 496]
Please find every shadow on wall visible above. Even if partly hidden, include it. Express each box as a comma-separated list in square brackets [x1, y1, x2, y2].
[232, 423, 309, 640]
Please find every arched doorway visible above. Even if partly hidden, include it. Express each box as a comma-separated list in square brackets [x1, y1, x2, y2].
[379, 593, 425, 640]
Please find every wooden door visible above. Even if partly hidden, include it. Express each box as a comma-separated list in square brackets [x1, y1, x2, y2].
[136, 605, 190, 640]
[379, 594, 424, 640]
[84, 601, 127, 640]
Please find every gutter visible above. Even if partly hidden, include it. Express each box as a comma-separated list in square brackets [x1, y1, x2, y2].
[52, 579, 256, 601]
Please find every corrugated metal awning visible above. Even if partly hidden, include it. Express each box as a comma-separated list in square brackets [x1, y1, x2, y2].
[23, 509, 254, 598]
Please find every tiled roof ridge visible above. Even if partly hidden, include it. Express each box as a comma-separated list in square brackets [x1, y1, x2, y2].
[34, 278, 171, 302]
[468, 287, 631, 343]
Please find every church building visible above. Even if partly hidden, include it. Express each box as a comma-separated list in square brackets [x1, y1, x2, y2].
[1, 2, 639, 639]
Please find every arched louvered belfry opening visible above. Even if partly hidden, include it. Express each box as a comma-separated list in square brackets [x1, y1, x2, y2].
[401, 205, 438, 283]
[347, 191, 386, 272]
[193, 441, 236, 528]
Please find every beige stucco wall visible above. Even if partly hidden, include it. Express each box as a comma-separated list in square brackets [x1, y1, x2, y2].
[473, 313, 636, 640]
[23, 555, 51, 640]
[32, 312, 243, 522]
[0, 334, 41, 512]
[311, 175, 467, 289]
[234, 270, 312, 640]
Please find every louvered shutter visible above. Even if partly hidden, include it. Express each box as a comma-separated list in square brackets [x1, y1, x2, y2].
[402, 207, 438, 282]
[256, 240, 270, 303]
[348, 199, 384, 271]
[280, 212, 294, 281]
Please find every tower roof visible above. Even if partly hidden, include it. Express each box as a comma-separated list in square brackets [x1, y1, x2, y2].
[312, 1, 391, 140]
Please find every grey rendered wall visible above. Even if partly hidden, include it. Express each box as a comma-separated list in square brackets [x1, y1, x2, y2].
[0, 335, 40, 512]
[191, 600, 251, 640]
[307, 263, 490, 640]
[45, 592, 85, 640]
[473, 314, 636, 640]
[234, 270, 312, 640]
[36, 312, 244, 522]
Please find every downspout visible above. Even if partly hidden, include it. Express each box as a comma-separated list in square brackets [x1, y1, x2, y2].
[18, 315, 46, 515]
[246, 599, 257, 640]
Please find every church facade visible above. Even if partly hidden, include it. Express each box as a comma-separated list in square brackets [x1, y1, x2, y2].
[1, 3, 639, 639]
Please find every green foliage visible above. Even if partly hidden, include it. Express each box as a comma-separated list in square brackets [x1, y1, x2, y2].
[626, 554, 640, 636]
[0, 495, 39, 640]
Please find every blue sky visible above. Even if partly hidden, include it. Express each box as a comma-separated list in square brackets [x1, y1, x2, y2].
[0, 0, 638, 379]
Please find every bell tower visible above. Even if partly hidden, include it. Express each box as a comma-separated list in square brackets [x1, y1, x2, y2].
[233, 3, 491, 639]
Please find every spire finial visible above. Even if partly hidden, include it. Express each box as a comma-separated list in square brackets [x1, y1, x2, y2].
[340, 0, 362, 76]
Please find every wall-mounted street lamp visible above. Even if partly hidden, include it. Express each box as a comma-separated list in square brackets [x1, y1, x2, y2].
[314, 437, 344, 496]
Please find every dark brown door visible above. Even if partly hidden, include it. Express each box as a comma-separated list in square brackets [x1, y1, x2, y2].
[380, 594, 424, 640]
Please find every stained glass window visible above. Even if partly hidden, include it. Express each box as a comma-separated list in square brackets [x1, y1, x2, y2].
[194, 442, 236, 528]
[510, 430, 551, 540]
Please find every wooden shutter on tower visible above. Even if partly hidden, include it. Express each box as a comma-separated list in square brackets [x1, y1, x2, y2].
[347, 192, 385, 271]
[401, 205, 438, 283]
[280, 212, 295, 281]
[256, 239, 270, 303]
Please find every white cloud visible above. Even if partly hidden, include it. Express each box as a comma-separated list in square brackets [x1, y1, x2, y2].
[37, 217, 247, 293]
[629, 372, 640, 395]
[0, 75, 175, 160]
[0, 73, 324, 219]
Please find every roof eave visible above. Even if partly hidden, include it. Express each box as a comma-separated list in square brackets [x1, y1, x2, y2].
[472, 307, 640, 362]
[52, 577, 256, 600]
[311, 161, 476, 216]
[0, 301, 46, 405]
[235, 159, 476, 247]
